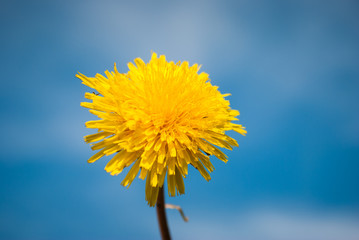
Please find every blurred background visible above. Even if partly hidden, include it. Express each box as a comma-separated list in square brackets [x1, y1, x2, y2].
[1, 0, 359, 239]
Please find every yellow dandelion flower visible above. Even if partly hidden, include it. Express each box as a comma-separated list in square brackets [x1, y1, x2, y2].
[77, 53, 246, 206]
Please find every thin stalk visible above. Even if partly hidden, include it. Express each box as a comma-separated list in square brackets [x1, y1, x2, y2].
[156, 187, 171, 240]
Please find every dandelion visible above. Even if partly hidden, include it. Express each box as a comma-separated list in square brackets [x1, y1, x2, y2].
[77, 53, 246, 207]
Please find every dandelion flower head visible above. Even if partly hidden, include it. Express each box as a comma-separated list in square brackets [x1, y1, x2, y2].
[77, 53, 246, 206]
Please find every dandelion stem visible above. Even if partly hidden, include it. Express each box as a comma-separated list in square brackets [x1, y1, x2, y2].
[156, 187, 171, 240]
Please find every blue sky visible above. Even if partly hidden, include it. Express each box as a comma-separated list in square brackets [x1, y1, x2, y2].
[1, 0, 359, 239]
